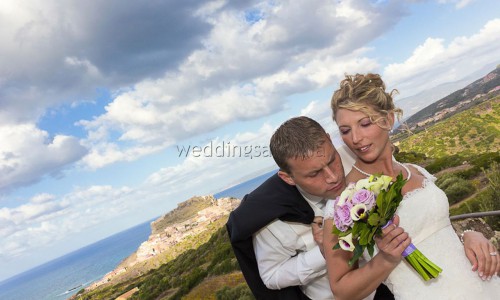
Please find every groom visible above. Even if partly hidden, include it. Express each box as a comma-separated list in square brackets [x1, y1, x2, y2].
[226, 116, 496, 299]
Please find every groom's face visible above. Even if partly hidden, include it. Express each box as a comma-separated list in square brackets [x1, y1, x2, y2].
[278, 140, 346, 199]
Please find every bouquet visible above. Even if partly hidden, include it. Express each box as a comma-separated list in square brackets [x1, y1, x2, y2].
[331, 173, 442, 281]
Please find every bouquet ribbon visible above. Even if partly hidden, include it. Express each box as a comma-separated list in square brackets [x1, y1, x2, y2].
[401, 243, 416, 257]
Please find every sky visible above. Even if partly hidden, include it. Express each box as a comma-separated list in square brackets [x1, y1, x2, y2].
[0, 0, 499, 281]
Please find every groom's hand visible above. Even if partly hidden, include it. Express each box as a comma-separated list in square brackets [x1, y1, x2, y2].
[375, 215, 411, 264]
[462, 231, 499, 280]
[312, 216, 324, 256]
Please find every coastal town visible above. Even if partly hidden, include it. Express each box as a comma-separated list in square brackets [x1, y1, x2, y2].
[87, 196, 240, 291]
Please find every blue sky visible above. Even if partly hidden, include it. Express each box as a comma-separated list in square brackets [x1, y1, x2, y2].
[0, 0, 499, 281]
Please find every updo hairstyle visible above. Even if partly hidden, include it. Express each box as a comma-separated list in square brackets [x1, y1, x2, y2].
[330, 73, 402, 130]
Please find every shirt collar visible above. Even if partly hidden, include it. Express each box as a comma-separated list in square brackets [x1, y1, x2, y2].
[296, 185, 325, 216]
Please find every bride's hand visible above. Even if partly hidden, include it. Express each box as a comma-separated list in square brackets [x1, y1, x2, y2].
[375, 215, 411, 264]
[462, 231, 499, 280]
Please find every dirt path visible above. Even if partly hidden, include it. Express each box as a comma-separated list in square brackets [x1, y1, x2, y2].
[449, 177, 488, 209]
[433, 163, 490, 209]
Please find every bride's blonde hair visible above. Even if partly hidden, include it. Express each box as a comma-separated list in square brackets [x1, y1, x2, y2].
[331, 73, 402, 130]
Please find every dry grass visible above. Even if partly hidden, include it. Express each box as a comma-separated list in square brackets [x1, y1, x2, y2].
[181, 272, 246, 300]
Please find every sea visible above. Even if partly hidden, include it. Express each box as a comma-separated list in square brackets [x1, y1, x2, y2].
[0, 169, 276, 300]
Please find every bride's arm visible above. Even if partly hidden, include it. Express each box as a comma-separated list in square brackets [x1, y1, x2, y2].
[323, 215, 410, 300]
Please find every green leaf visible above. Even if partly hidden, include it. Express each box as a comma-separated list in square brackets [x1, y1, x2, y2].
[368, 226, 378, 243]
[367, 212, 381, 226]
[352, 222, 365, 238]
[367, 243, 374, 258]
[354, 222, 368, 244]
[331, 225, 342, 235]
[337, 231, 350, 238]
[375, 192, 385, 210]
[375, 175, 407, 221]
[348, 244, 365, 266]
[359, 227, 371, 246]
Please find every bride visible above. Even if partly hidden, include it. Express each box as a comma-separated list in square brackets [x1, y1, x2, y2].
[323, 73, 500, 299]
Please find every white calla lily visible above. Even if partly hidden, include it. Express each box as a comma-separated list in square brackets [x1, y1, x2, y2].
[337, 183, 355, 206]
[368, 175, 393, 194]
[379, 175, 392, 190]
[355, 178, 372, 190]
[350, 203, 368, 221]
[339, 233, 355, 251]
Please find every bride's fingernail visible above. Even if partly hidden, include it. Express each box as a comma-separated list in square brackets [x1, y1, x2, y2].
[479, 272, 483, 277]
[487, 276, 491, 281]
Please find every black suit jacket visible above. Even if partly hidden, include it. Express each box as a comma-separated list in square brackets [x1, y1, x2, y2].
[226, 173, 314, 299]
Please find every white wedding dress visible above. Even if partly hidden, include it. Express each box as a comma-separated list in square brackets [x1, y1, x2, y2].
[325, 164, 500, 300]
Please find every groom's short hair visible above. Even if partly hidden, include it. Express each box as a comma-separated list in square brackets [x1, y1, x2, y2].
[270, 116, 328, 173]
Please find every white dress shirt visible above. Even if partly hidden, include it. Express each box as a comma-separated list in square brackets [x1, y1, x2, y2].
[253, 191, 332, 299]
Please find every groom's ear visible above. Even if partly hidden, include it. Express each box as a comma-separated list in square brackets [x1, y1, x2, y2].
[278, 170, 296, 186]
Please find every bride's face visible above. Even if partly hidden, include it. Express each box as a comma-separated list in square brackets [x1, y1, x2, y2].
[335, 108, 392, 163]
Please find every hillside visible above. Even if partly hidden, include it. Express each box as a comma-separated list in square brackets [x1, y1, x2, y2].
[398, 65, 500, 132]
[75, 195, 240, 299]
[397, 97, 499, 157]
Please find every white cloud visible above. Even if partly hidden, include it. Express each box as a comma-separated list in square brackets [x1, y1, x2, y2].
[64, 56, 102, 78]
[0, 0, 210, 123]
[78, 47, 378, 169]
[299, 99, 341, 141]
[383, 18, 500, 97]
[0, 1, 216, 190]
[0, 0, 404, 173]
[0, 123, 88, 192]
[0, 184, 134, 259]
[30, 193, 55, 204]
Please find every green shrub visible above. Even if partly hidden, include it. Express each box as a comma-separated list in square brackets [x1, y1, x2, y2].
[479, 163, 500, 230]
[216, 283, 255, 300]
[436, 174, 460, 190]
[449, 163, 500, 231]
[394, 151, 427, 165]
[442, 179, 476, 205]
[469, 152, 500, 169]
[210, 259, 235, 276]
[426, 155, 464, 173]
